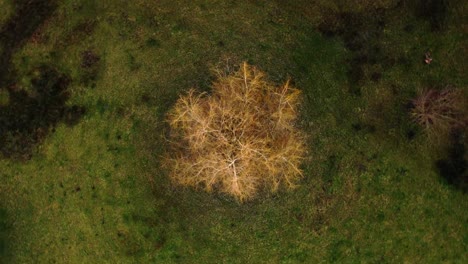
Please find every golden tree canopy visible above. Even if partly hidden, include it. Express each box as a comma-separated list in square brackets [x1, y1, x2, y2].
[165, 62, 307, 202]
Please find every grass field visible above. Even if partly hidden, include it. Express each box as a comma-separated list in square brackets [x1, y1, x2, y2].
[1, 0, 467, 263]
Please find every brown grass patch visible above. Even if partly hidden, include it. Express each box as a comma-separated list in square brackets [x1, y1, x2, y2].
[164, 62, 307, 201]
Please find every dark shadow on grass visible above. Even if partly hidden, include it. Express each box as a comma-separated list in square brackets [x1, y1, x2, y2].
[436, 129, 467, 192]
[0, 208, 9, 263]
[415, 0, 448, 31]
[0, 0, 57, 84]
[0, 0, 85, 160]
[0, 66, 86, 159]
[317, 10, 387, 96]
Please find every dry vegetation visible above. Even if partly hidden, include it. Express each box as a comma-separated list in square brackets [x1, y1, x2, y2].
[164, 62, 307, 201]
[411, 88, 467, 140]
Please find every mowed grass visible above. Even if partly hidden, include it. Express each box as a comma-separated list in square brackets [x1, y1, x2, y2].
[1, 0, 467, 263]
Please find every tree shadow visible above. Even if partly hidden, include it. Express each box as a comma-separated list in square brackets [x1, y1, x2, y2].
[436, 129, 467, 192]
[0, 0, 85, 160]
[0, 208, 10, 263]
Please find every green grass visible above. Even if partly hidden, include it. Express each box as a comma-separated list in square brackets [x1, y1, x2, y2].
[1, 0, 467, 263]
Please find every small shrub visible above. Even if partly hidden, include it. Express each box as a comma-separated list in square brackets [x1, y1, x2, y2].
[410, 88, 466, 140]
[164, 62, 307, 201]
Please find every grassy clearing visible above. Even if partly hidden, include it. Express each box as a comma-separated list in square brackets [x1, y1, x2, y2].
[1, 0, 466, 263]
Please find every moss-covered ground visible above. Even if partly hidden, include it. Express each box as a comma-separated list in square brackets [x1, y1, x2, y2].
[0, 0, 466, 263]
